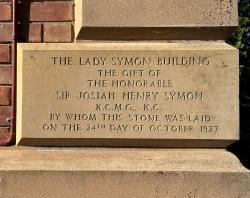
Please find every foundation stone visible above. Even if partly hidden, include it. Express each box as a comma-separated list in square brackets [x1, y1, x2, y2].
[16, 42, 239, 147]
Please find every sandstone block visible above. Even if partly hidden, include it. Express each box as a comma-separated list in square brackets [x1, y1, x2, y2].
[75, 0, 238, 40]
[0, 148, 249, 198]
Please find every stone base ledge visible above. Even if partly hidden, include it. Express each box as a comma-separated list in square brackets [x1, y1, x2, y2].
[0, 147, 249, 198]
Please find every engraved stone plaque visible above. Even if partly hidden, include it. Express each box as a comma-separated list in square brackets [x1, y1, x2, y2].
[16, 43, 239, 147]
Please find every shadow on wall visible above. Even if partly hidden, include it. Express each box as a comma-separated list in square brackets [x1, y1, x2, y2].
[227, 105, 250, 170]
[227, 0, 250, 170]
[17, 2, 34, 42]
[231, 73, 250, 170]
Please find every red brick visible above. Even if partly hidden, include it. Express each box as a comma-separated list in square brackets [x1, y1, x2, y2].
[28, 23, 42, 42]
[0, 127, 10, 141]
[0, 86, 11, 105]
[44, 23, 72, 42]
[0, 2, 12, 21]
[0, 45, 10, 63]
[0, 106, 11, 126]
[0, 23, 12, 42]
[0, 66, 11, 84]
[20, 23, 42, 42]
[30, 2, 73, 22]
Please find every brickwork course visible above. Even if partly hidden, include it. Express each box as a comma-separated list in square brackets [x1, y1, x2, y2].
[0, 0, 74, 144]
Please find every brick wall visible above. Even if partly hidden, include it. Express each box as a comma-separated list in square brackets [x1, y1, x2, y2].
[0, 0, 74, 145]
[0, 0, 13, 144]
[18, 1, 74, 42]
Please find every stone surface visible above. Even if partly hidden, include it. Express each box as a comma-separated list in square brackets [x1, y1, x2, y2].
[0, 147, 249, 198]
[75, 0, 238, 40]
[16, 43, 239, 147]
